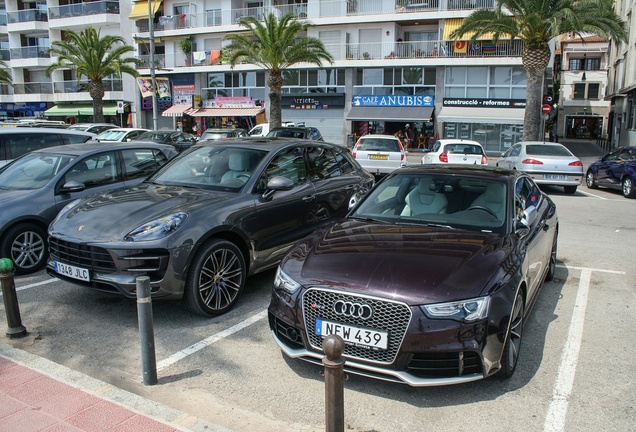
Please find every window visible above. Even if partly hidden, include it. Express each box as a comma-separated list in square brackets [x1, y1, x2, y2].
[445, 66, 526, 99]
[258, 147, 307, 191]
[573, 83, 600, 100]
[64, 152, 119, 187]
[7, 133, 62, 159]
[122, 149, 168, 180]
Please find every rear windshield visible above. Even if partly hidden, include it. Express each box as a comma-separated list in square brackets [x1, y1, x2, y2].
[444, 144, 484, 154]
[357, 138, 400, 152]
[267, 129, 306, 139]
[526, 144, 572, 156]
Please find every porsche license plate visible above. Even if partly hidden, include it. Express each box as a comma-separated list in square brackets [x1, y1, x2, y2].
[315, 318, 388, 350]
[54, 261, 90, 282]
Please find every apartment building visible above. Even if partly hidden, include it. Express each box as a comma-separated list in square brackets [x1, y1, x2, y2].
[0, 0, 527, 151]
[553, 33, 610, 141]
[605, 0, 635, 147]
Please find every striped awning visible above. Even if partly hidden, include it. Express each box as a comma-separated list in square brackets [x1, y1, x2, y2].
[129, 0, 162, 20]
[161, 105, 196, 117]
[188, 107, 264, 117]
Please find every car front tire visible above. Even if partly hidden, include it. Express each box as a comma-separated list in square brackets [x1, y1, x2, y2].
[184, 239, 246, 317]
[586, 170, 597, 189]
[497, 292, 524, 379]
[0, 223, 47, 275]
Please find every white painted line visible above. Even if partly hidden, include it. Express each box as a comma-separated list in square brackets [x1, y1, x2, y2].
[156, 309, 268, 372]
[556, 264, 624, 275]
[576, 190, 607, 199]
[543, 268, 592, 432]
[0, 278, 57, 297]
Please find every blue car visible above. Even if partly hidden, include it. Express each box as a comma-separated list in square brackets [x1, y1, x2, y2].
[585, 146, 636, 198]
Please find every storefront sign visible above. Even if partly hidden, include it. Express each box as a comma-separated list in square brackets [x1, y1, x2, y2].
[443, 98, 526, 108]
[282, 93, 345, 109]
[211, 96, 256, 108]
[352, 95, 434, 107]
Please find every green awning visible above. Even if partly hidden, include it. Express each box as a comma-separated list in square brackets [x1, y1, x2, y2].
[45, 103, 122, 117]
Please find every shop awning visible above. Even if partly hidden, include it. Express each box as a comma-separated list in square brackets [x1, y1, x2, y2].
[437, 107, 524, 124]
[161, 105, 196, 117]
[129, 0, 162, 20]
[442, 18, 506, 40]
[188, 107, 264, 117]
[45, 103, 125, 117]
[346, 106, 433, 122]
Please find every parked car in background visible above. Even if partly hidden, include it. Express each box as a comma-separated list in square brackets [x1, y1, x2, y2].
[47, 139, 374, 316]
[0, 128, 97, 167]
[0, 141, 177, 274]
[352, 134, 406, 176]
[496, 141, 583, 194]
[266, 126, 323, 141]
[586, 146, 636, 198]
[15, 119, 70, 129]
[199, 128, 248, 141]
[96, 128, 149, 142]
[135, 130, 197, 153]
[269, 165, 558, 386]
[68, 123, 118, 135]
[422, 139, 488, 165]
[248, 122, 295, 137]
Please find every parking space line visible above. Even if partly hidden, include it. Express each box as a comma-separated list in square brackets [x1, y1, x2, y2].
[576, 190, 608, 199]
[156, 309, 268, 372]
[543, 267, 593, 432]
[0, 278, 57, 297]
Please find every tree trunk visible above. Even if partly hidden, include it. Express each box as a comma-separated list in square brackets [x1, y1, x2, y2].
[522, 46, 551, 142]
[89, 80, 106, 124]
[268, 71, 283, 129]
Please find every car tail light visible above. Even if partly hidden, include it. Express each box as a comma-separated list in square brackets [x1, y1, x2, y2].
[569, 161, 583, 166]
[481, 155, 488, 165]
[522, 158, 543, 165]
[439, 152, 448, 163]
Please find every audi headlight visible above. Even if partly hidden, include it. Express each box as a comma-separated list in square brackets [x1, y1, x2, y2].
[124, 212, 188, 242]
[274, 267, 300, 293]
[420, 296, 489, 323]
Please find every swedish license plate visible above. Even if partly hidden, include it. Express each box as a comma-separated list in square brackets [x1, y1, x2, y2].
[544, 174, 567, 180]
[315, 318, 388, 350]
[54, 261, 90, 282]
[369, 154, 388, 160]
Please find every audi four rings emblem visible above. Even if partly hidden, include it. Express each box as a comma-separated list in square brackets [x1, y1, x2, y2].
[333, 300, 373, 319]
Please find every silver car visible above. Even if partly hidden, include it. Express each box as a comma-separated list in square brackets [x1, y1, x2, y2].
[352, 134, 407, 175]
[497, 141, 583, 193]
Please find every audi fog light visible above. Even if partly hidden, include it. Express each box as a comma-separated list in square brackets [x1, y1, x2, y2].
[274, 267, 300, 293]
[421, 296, 489, 322]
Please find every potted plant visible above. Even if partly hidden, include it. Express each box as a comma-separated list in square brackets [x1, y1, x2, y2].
[179, 38, 193, 66]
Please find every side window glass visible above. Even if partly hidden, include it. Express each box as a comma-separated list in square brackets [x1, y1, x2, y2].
[308, 146, 341, 179]
[63, 134, 92, 144]
[122, 149, 167, 180]
[64, 151, 119, 187]
[511, 145, 521, 157]
[335, 150, 354, 174]
[257, 147, 307, 192]
[7, 133, 61, 159]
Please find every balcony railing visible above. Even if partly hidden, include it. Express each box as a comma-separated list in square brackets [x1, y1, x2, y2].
[10, 46, 50, 59]
[48, 1, 120, 20]
[13, 82, 54, 94]
[139, 39, 523, 70]
[52, 79, 123, 93]
[0, 11, 7, 26]
[7, 8, 48, 24]
[0, 49, 10, 61]
[135, 0, 494, 31]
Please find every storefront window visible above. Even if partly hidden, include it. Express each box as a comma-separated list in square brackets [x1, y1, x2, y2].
[363, 68, 383, 85]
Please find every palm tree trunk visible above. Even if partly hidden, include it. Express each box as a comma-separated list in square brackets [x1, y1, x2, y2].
[268, 72, 283, 128]
[522, 46, 551, 141]
[89, 80, 106, 124]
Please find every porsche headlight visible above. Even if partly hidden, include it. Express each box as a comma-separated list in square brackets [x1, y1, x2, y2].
[274, 266, 300, 293]
[421, 296, 490, 322]
[124, 212, 188, 242]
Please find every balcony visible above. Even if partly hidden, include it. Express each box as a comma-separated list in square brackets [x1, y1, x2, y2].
[13, 82, 54, 95]
[10, 46, 49, 60]
[53, 79, 123, 94]
[48, 1, 120, 30]
[7, 8, 48, 24]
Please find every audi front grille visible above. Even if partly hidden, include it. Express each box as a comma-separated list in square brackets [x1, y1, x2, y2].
[302, 288, 411, 365]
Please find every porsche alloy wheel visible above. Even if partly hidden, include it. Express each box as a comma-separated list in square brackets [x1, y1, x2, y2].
[185, 239, 246, 317]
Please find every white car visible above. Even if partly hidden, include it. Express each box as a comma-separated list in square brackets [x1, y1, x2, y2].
[248, 122, 295, 137]
[352, 134, 406, 175]
[422, 139, 488, 165]
[96, 128, 149, 142]
[496, 141, 583, 194]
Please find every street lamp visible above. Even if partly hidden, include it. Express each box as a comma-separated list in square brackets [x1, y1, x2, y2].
[148, 0, 158, 130]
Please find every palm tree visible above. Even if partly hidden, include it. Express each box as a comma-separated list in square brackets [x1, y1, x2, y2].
[450, 0, 626, 141]
[46, 28, 141, 123]
[0, 60, 12, 87]
[224, 13, 334, 128]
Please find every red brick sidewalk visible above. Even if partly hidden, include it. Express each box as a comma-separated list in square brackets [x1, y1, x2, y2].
[0, 356, 182, 432]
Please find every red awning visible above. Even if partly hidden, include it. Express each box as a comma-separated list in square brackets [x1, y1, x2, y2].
[161, 105, 196, 117]
[188, 107, 264, 117]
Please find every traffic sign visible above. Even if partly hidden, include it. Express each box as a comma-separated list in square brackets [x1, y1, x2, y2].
[542, 104, 552, 114]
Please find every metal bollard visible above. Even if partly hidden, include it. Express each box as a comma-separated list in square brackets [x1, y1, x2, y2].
[136, 276, 157, 385]
[0, 258, 27, 339]
[322, 334, 345, 432]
